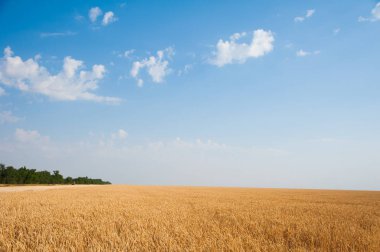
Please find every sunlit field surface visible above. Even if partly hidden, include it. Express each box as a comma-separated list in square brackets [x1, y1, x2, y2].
[0, 185, 379, 251]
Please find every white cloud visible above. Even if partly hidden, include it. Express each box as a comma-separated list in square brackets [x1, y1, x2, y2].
[118, 129, 128, 139]
[114, 50, 135, 59]
[14, 128, 49, 143]
[0, 47, 121, 104]
[294, 9, 315, 22]
[296, 49, 320, 57]
[63, 56, 83, 78]
[4, 47, 13, 57]
[296, 50, 309, 57]
[333, 28, 341, 35]
[112, 129, 128, 140]
[123, 49, 135, 59]
[306, 9, 315, 18]
[75, 15, 84, 22]
[0, 87, 5, 96]
[130, 47, 174, 86]
[102, 11, 117, 26]
[89, 8, 117, 26]
[294, 17, 305, 22]
[177, 64, 193, 76]
[372, 3, 380, 19]
[89, 7, 102, 23]
[0, 111, 20, 124]
[210, 29, 274, 67]
[358, 3, 380, 22]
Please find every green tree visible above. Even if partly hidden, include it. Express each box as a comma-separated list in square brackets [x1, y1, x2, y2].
[0, 162, 111, 185]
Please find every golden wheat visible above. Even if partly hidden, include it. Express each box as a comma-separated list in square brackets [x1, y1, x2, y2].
[0, 185, 379, 251]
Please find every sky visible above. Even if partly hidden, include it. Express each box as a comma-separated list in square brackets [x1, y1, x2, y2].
[0, 0, 379, 189]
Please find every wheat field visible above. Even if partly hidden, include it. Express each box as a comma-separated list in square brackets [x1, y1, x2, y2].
[0, 185, 379, 251]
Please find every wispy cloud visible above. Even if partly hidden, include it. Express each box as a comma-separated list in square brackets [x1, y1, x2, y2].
[177, 64, 193, 76]
[40, 31, 77, 38]
[74, 14, 85, 22]
[358, 2, 380, 22]
[14, 128, 49, 143]
[210, 29, 274, 67]
[296, 49, 320, 57]
[111, 129, 128, 140]
[123, 49, 135, 59]
[333, 28, 341, 35]
[0, 111, 20, 124]
[114, 49, 135, 59]
[294, 9, 315, 22]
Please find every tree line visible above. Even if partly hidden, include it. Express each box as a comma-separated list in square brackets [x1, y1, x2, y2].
[0, 163, 111, 185]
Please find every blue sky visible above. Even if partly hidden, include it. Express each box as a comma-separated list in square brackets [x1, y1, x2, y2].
[0, 0, 379, 189]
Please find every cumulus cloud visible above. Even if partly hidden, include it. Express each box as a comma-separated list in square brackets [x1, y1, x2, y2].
[14, 128, 49, 143]
[210, 29, 274, 67]
[0, 47, 121, 104]
[358, 2, 380, 22]
[130, 47, 174, 86]
[296, 49, 320, 57]
[0, 111, 20, 124]
[89, 7, 102, 23]
[89, 7, 117, 26]
[294, 9, 315, 22]
[102, 11, 117, 26]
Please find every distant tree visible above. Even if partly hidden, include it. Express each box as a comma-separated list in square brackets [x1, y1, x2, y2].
[0, 164, 5, 184]
[0, 162, 111, 185]
[17, 167, 29, 184]
[25, 169, 37, 184]
[35, 171, 51, 184]
[65, 176, 73, 184]
[5, 166, 17, 184]
[52, 170, 64, 184]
